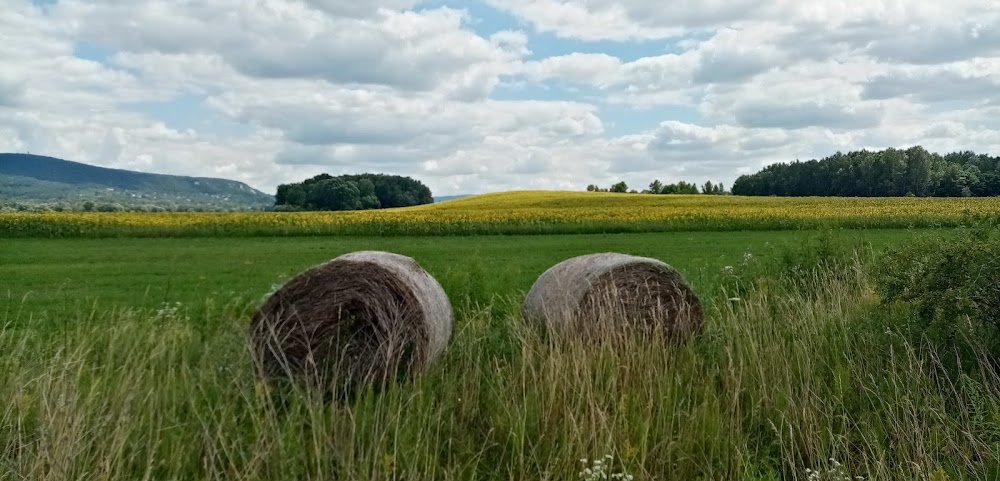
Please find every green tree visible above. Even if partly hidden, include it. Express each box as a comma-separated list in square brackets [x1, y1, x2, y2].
[610, 181, 628, 193]
[649, 180, 663, 194]
[310, 178, 362, 210]
[286, 185, 307, 207]
[275, 184, 290, 205]
[357, 178, 380, 209]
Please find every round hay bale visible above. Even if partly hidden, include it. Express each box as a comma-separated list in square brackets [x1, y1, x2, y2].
[522, 253, 703, 341]
[250, 251, 452, 390]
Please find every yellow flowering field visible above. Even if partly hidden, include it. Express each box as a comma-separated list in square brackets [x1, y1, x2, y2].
[2, 190, 998, 237]
[411, 190, 1000, 221]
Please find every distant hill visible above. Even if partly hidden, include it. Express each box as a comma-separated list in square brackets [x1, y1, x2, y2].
[433, 195, 470, 203]
[0, 153, 273, 211]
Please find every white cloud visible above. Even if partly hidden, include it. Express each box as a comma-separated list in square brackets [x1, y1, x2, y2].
[486, 0, 774, 40]
[53, 1, 520, 99]
[490, 0, 1000, 43]
[521, 24, 800, 106]
[486, 0, 681, 41]
[0, 75, 26, 108]
[523, 53, 624, 86]
[862, 60, 1000, 104]
[1, 0, 998, 197]
[302, 0, 419, 18]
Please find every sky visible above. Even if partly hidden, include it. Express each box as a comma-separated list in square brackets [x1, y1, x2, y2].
[1, 1, 999, 196]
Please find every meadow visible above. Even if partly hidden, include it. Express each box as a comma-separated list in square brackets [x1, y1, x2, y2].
[2, 229, 905, 323]
[2, 193, 1000, 480]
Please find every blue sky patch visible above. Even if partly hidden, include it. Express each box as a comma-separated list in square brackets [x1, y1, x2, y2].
[601, 103, 704, 136]
[123, 94, 254, 137]
[424, 0, 693, 61]
[526, 33, 689, 63]
[73, 41, 114, 64]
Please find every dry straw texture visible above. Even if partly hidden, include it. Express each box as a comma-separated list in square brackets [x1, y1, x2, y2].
[250, 251, 452, 390]
[523, 252, 703, 341]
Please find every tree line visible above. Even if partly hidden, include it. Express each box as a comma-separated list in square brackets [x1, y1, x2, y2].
[731, 146, 1000, 197]
[587, 180, 727, 195]
[274, 173, 433, 211]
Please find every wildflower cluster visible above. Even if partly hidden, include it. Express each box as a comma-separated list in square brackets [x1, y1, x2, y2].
[153, 301, 187, 322]
[805, 458, 864, 481]
[578, 455, 634, 481]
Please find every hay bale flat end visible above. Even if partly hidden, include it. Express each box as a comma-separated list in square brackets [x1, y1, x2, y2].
[523, 252, 703, 341]
[250, 251, 452, 390]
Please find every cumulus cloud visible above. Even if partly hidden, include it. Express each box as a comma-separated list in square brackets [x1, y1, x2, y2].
[0, 0, 998, 196]
[486, 0, 768, 40]
[863, 65, 1000, 104]
[734, 102, 884, 130]
[641, 120, 869, 181]
[52, 1, 523, 99]
[302, 0, 419, 18]
[0, 76, 26, 108]
[491, 0, 1000, 43]
[865, 23, 1000, 65]
[521, 24, 805, 106]
[523, 53, 624, 86]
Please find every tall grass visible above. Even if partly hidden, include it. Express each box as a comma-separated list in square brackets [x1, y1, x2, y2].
[3, 261, 1000, 480]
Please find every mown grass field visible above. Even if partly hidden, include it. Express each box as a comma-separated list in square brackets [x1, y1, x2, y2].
[2, 191, 999, 237]
[3, 193, 1000, 480]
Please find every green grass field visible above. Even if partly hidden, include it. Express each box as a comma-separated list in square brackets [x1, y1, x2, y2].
[4, 227, 1000, 480]
[4, 229, 909, 322]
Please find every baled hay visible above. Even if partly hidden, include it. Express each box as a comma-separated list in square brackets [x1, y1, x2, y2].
[522, 252, 703, 341]
[250, 251, 452, 390]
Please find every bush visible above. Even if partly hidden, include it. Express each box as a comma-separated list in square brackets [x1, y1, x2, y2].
[876, 226, 1000, 363]
[272, 204, 304, 212]
[96, 203, 125, 212]
[720, 227, 862, 299]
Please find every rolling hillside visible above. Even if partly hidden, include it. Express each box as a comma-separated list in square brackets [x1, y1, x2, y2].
[0, 153, 273, 210]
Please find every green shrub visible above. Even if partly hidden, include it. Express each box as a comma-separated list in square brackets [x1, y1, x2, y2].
[272, 203, 304, 212]
[721, 227, 864, 299]
[876, 226, 1000, 363]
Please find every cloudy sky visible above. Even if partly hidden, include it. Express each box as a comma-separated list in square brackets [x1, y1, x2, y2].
[2, 1, 999, 195]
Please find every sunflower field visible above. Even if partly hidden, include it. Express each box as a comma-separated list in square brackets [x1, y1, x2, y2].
[2, 190, 998, 238]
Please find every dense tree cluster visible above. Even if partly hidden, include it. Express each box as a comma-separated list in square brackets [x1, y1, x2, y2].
[274, 173, 433, 211]
[731, 146, 1000, 197]
[586, 180, 726, 195]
